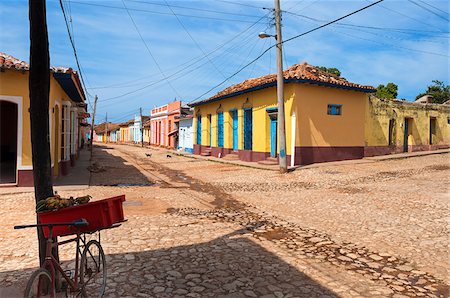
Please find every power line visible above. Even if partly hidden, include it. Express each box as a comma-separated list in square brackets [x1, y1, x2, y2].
[126, 0, 263, 18]
[121, 0, 181, 99]
[70, 1, 260, 23]
[189, 0, 386, 104]
[58, 0, 92, 107]
[97, 13, 270, 103]
[163, 0, 226, 79]
[417, 0, 449, 15]
[216, 0, 268, 10]
[408, 0, 449, 22]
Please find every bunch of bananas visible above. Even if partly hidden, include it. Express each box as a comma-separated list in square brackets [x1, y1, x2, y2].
[36, 194, 92, 213]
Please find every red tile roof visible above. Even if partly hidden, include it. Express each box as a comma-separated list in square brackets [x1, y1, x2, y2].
[0, 52, 77, 74]
[191, 62, 375, 106]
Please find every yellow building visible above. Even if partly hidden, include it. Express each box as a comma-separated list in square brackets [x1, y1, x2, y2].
[0, 52, 87, 186]
[364, 95, 450, 156]
[190, 63, 375, 166]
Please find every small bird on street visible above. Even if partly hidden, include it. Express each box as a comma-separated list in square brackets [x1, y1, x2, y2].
[145, 153, 152, 157]
[166, 154, 172, 158]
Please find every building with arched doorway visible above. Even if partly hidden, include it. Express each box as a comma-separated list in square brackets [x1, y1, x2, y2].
[0, 52, 88, 186]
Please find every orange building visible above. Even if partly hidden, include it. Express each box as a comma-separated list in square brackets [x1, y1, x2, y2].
[149, 101, 181, 148]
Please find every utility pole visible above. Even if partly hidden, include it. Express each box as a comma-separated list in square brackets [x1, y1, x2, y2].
[274, 0, 287, 173]
[90, 95, 97, 160]
[105, 112, 108, 143]
[140, 107, 144, 147]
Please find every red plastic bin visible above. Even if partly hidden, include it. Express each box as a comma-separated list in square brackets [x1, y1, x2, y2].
[38, 195, 126, 238]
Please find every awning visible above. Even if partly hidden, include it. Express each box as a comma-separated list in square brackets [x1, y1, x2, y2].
[168, 129, 178, 136]
[53, 72, 85, 103]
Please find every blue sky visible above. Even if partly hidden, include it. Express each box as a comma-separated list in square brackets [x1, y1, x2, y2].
[1, 0, 448, 123]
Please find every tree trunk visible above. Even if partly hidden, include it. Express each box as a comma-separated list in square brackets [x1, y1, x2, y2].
[29, 0, 56, 268]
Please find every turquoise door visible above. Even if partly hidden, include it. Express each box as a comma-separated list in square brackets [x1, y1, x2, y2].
[196, 115, 202, 145]
[232, 110, 238, 150]
[270, 117, 277, 157]
[244, 108, 252, 150]
[217, 112, 224, 147]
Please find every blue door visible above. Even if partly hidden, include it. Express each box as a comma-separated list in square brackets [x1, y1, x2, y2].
[232, 110, 238, 150]
[196, 115, 202, 145]
[403, 118, 409, 152]
[244, 108, 252, 150]
[270, 117, 277, 157]
[217, 112, 224, 147]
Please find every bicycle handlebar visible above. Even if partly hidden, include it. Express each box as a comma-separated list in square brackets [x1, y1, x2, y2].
[14, 219, 89, 230]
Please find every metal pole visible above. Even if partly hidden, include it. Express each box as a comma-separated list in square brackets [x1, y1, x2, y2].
[140, 107, 144, 147]
[274, 0, 287, 173]
[90, 95, 97, 160]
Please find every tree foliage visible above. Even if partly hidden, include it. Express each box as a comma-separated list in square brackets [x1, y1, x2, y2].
[415, 80, 450, 104]
[375, 82, 398, 100]
[316, 66, 341, 77]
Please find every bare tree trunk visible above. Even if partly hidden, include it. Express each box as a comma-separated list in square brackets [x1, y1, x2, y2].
[29, 0, 56, 268]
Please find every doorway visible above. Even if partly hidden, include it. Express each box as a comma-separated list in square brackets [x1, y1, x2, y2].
[0, 100, 18, 184]
[53, 105, 60, 176]
[269, 115, 278, 157]
[403, 118, 411, 152]
[429, 118, 436, 145]
[231, 110, 238, 151]
[207, 114, 212, 147]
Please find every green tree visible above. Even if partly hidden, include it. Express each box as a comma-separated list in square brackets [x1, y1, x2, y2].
[316, 66, 341, 77]
[375, 82, 398, 100]
[415, 80, 450, 104]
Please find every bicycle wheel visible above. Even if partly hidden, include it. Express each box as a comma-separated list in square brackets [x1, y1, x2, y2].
[24, 268, 54, 298]
[79, 240, 106, 297]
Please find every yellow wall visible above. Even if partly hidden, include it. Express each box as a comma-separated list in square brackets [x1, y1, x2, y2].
[193, 83, 367, 153]
[294, 84, 367, 147]
[365, 96, 450, 148]
[0, 69, 74, 170]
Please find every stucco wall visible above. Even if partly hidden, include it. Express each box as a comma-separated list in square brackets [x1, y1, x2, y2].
[364, 96, 450, 156]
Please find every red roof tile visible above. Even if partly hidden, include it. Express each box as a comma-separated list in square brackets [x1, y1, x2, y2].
[0, 52, 77, 74]
[191, 62, 375, 106]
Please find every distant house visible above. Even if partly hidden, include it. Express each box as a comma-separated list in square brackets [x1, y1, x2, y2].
[364, 96, 450, 156]
[132, 115, 150, 144]
[177, 106, 194, 153]
[149, 101, 182, 149]
[0, 52, 88, 186]
[94, 122, 119, 143]
[190, 62, 375, 165]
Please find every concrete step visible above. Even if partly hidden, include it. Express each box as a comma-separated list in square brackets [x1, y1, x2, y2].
[222, 154, 239, 160]
[258, 157, 278, 165]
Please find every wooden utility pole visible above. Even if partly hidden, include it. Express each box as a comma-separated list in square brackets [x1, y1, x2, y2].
[140, 107, 144, 147]
[105, 112, 108, 143]
[90, 95, 97, 160]
[29, 0, 59, 280]
[274, 0, 287, 173]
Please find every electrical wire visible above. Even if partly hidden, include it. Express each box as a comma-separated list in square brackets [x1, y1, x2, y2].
[417, 0, 449, 16]
[188, 0, 386, 104]
[69, 1, 260, 23]
[216, 0, 268, 10]
[408, 0, 449, 22]
[163, 0, 226, 79]
[121, 0, 181, 99]
[126, 0, 263, 19]
[59, 0, 92, 107]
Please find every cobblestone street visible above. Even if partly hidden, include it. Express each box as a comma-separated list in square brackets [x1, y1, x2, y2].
[0, 143, 448, 297]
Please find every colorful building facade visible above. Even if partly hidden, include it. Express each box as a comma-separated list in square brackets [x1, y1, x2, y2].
[177, 108, 194, 153]
[190, 63, 376, 166]
[149, 101, 181, 149]
[0, 52, 87, 186]
[364, 96, 450, 156]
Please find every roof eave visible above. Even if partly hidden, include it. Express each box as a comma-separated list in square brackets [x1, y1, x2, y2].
[189, 79, 375, 107]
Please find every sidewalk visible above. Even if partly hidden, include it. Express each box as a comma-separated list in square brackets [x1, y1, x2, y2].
[0, 149, 91, 196]
[169, 147, 449, 171]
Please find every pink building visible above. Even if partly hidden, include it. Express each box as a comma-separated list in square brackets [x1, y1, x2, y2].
[149, 101, 181, 148]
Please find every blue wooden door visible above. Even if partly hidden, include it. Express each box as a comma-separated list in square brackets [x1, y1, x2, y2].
[232, 110, 238, 150]
[403, 118, 408, 152]
[244, 108, 252, 150]
[217, 112, 224, 147]
[196, 115, 202, 145]
[270, 118, 277, 157]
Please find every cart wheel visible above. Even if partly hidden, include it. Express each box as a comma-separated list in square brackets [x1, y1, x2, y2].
[24, 268, 54, 298]
[79, 240, 106, 298]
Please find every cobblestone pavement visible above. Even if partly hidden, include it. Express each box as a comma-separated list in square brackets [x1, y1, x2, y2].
[0, 144, 448, 297]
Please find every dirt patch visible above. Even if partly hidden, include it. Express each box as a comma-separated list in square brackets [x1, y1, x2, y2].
[425, 164, 450, 171]
[257, 228, 291, 240]
[335, 186, 367, 194]
[123, 198, 171, 216]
